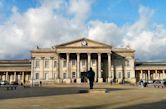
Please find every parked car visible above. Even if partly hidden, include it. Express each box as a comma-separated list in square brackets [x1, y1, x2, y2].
[0, 80, 9, 85]
[152, 80, 166, 88]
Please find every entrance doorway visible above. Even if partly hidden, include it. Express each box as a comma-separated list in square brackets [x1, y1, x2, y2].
[81, 72, 88, 82]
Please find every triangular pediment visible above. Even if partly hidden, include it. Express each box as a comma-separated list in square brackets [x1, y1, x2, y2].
[55, 38, 112, 48]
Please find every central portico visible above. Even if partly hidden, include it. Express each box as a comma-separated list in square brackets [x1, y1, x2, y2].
[31, 38, 136, 84]
[55, 38, 112, 83]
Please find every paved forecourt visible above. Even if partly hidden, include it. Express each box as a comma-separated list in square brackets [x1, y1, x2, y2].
[0, 84, 166, 109]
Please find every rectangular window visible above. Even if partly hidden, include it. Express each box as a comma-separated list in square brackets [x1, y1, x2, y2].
[45, 72, 49, 80]
[72, 60, 75, 66]
[36, 60, 40, 68]
[54, 61, 57, 68]
[63, 60, 67, 67]
[72, 72, 76, 78]
[45, 60, 49, 68]
[63, 73, 66, 79]
[35, 73, 39, 80]
[127, 72, 130, 78]
[118, 72, 121, 78]
[82, 60, 86, 66]
[126, 60, 130, 66]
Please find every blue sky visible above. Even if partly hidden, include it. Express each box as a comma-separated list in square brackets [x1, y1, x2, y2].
[1, 0, 166, 26]
[0, 0, 166, 61]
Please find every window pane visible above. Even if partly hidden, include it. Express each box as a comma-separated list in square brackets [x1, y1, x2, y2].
[36, 60, 40, 68]
[35, 73, 39, 79]
[45, 60, 49, 68]
[127, 72, 130, 78]
[45, 73, 49, 80]
[72, 72, 76, 78]
[126, 60, 129, 66]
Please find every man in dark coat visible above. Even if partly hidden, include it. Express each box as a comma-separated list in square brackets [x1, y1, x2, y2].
[87, 67, 95, 89]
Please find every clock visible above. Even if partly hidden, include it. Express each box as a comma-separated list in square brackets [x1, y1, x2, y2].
[81, 40, 88, 46]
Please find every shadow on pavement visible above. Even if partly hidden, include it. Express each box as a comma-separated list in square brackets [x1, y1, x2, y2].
[0, 86, 86, 100]
[0, 85, 131, 100]
[69, 100, 166, 109]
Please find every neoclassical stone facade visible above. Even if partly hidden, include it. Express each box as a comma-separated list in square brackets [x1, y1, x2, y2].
[31, 38, 136, 84]
[135, 62, 166, 82]
[0, 60, 31, 84]
[0, 38, 166, 84]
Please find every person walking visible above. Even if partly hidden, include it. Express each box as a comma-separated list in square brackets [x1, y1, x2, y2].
[87, 67, 95, 89]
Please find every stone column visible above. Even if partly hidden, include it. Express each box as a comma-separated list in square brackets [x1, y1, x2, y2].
[162, 70, 164, 80]
[22, 72, 24, 83]
[88, 53, 91, 70]
[140, 70, 143, 80]
[155, 70, 157, 80]
[66, 53, 70, 83]
[148, 70, 150, 80]
[56, 53, 61, 83]
[31, 57, 35, 86]
[14, 72, 16, 81]
[6, 72, 8, 81]
[98, 53, 103, 83]
[2, 72, 5, 80]
[50, 57, 54, 80]
[76, 53, 81, 83]
[107, 53, 112, 83]
[40, 57, 45, 80]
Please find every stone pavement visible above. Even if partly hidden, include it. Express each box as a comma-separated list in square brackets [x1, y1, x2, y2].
[0, 83, 166, 109]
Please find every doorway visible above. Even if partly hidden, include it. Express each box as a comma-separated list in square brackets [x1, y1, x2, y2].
[81, 72, 88, 82]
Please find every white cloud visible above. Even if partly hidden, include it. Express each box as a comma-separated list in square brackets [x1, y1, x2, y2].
[68, 0, 92, 23]
[88, 6, 166, 61]
[0, 1, 166, 61]
[0, 0, 90, 59]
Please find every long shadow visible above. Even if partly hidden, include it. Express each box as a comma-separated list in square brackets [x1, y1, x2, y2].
[0, 86, 131, 100]
[68, 100, 166, 109]
[0, 86, 87, 100]
[116, 99, 166, 109]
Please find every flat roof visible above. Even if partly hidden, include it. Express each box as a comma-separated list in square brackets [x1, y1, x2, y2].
[0, 60, 31, 67]
[135, 62, 166, 66]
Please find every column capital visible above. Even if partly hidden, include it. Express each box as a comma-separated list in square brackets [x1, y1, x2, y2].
[50, 57, 54, 59]
[97, 53, 101, 55]
[31, 57, 35, 59]
[107, 52, 112, 55]
[41, 57, 45, 59]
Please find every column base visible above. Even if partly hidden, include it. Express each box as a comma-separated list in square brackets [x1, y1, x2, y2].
[55, 79, 63, 83]
[98, 78, 103, 83]
[76, 78, 81, 83]
[63, 78, 71, 84]
[107, 78, 113, 83]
